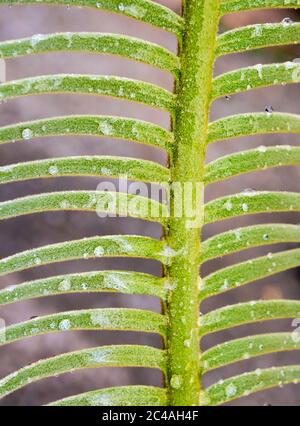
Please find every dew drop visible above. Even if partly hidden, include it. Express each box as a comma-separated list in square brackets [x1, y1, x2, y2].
[258, 145, 267, 153]
[48, 165, 58, 175]
[94, 246, 105, 257]
[265, 105, 274, 114]
[22, 128, 33, 140]
[225, 383, 237, 397]
[243, 188, 257, 196]
[242, 203, 249, 212]
[58, 278, 71, 291]
[170, 375, 182, 389]
[282, 17, 293, 26]
[224, 200, 233, 211]
[59, 319, 71, 330]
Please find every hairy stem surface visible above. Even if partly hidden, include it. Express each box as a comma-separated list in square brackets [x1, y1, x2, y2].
[165, 0, 220, 406]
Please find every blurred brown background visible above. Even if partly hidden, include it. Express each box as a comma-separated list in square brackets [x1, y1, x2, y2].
[0, 0, 300, 406]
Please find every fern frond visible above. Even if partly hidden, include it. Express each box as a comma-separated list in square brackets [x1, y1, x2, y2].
[205, 146, 300, 184]
[0, 116, 173, 150]
[200, 300, 300, 335]
[205, 191, 300, 223]
[212, 62, 300, 100]
[208, 113, 300, 144]
[201, 248, 300, 297]
[0, 345, 166, 399]
[221, 0, 300, 15]
[1, 0, 300, 406]
[216, 23, 300, 57]
[202, 333, 300, 372]
[0, 156, 170, 185]
[0, 75, 175, 112]
[201, 224, 300, 261]
[3, 308, 167, 345]
[0, 271, 167, 305]
[0, 191, 168, 224]
[0, 0, 183, 37]
[0, 235, 168, 276]
[203, 365, 300, 406]
[49, 386, 168, 406]
[0, 33, 180, 77]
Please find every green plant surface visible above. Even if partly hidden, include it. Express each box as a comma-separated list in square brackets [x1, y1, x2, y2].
[0, 33, 180, 77]
[200, 300, 300, 335]
[3, 308, 167, 345]
[0, 0, 184, 36]
[208, 113, 300, 144]
[1, 0, 300, 406]
[0, 75, 175, 112]
[201, 224, 300, 261]
[205, 146, 300, 184]
[0, 345, 166, 399]
[0, 271, 168, 305]
[0, 116, 173, 151]
[0, 235, 169, 275]
[201, 248, 300, 297]
[49, 386, 168, 406]
[205, 191, 300, 223]
[220, 0, 300, 15]
[216, 23, 300, 56]
[0, 191, 168, 224]
[202, 333, 300, 372]
[0, 156, 170, 185]
[212, 62, 300, 99]
[203, 365, 300, 406]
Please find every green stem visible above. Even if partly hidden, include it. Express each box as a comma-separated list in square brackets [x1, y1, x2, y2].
[165, 0, 220, 406]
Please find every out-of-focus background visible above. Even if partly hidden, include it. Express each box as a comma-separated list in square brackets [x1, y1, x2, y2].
[0, 0, 300, 406]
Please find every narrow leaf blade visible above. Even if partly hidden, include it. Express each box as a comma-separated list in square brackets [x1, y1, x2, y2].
[0, 345, 166, 399]
[49, 385, 167, 406]
[200, 300, 300, 335]
[0, 271, 167, 305]
[3, 309, 167, 346]
[202, 333, 300, 372]
[203, 365, 300, 405]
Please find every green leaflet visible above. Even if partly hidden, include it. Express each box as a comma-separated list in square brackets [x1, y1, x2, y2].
[0, 345, 166, 399]
[216, 23, 300, 57]
[208, 113, 300, 144]
[0, 75, 176, 112]
[220, 0, 300, 15]
[0, 191, 168, 225]
[49, 386, 168, 406]
[0, 0, 183, 37]
[202, 333, 300, 372]
[201, 248, 300, 298]
[211, 62, 300, 100]
[205, 191, 300, 224]
[200, 224, 300, 262]
[0, 32, 180, 77]
[0, 271, 167, 305]
[0, 156, 170, 185]
[202, 365, 300, 406]
[0, 235, 169, 276]
[205, 146, 300, 184]
[3, 309, 167, 346]
[0, 116, 173, 151]
[200, 300, 300, 336]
